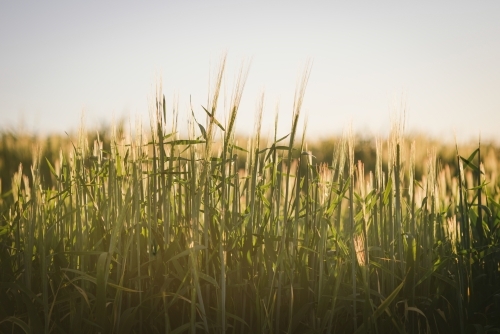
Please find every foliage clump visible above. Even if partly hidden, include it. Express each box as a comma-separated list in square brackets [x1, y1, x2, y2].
[1, 61, 500, 333]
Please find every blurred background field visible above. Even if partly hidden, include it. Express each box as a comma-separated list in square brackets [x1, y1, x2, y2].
[1, 124, 499, 196]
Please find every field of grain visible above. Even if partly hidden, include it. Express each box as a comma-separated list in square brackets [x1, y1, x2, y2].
[1, 63, 499, 333]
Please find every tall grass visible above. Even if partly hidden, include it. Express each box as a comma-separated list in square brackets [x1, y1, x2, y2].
[1, 63, 500, 333]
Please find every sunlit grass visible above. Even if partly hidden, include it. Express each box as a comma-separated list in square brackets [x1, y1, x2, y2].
[1, 61, 500, 333]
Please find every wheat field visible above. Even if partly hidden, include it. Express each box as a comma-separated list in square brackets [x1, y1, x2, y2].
[1, 60, 499, 333]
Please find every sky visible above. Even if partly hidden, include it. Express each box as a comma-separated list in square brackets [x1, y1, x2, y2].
[1, 1, 499, 143]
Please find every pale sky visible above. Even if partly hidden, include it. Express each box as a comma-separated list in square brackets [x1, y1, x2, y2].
[1, 1, 499, 143]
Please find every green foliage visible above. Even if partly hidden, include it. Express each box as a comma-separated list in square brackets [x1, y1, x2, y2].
[1, 67, 500, 333]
